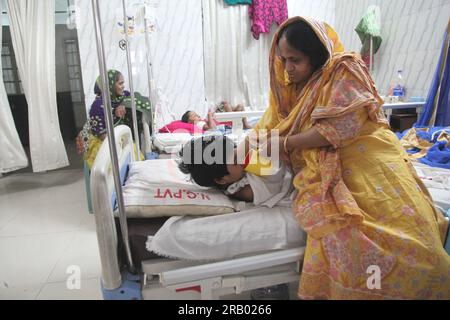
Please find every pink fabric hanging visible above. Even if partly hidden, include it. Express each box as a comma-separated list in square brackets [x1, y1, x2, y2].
[249, 0, 288, 40]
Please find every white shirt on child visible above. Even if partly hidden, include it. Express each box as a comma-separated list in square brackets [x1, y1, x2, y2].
[196, 121, 207, 130]
[224, 163, 294, 208]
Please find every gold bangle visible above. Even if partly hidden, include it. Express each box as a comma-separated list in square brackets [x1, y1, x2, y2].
[283, 136, 290, 154]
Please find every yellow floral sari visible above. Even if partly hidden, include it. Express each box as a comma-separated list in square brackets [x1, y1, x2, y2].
[255, 17, 450, 300]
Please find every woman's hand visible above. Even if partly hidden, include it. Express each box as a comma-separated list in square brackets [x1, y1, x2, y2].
[115, 105, 126, 118]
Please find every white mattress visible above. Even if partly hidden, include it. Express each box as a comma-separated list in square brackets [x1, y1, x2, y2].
[143, 161, 449, 261]
[413, 163, 450, 211]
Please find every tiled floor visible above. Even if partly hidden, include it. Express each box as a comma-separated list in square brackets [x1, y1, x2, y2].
[0, 168, 103, 300]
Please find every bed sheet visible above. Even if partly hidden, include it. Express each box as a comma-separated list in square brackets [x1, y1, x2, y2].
[146, 201, 306, 261]
[413, 162, 450, 211]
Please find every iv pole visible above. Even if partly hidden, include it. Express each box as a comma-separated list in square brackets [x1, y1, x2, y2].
[121, 0, 141, 160]
[143, 0, 157, 137]
[91, 0, 136, 274]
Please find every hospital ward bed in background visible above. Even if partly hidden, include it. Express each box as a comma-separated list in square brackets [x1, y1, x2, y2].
[152, 109, 263, 156]
[151, 102, 425, 156]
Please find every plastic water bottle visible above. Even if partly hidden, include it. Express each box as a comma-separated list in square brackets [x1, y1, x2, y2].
[392, 70, 406, 102]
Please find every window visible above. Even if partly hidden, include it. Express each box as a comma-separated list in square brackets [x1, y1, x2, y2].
[1, 42, 22, 95]
[64, 39, 83, 103]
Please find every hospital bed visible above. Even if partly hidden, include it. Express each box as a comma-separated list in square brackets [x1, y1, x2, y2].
[91, 119, 449, 301]
[151, 102, 425, 156]
[91, 125, 306, 300]
[152, 131, 249, 156]
[152, 109, 264, 155]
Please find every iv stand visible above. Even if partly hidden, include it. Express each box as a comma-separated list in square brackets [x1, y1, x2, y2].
[121, 0, 141, 161]
[91, 0, 136, 274]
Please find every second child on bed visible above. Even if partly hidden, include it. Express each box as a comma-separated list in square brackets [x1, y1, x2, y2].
[178, 135, 293, 207]
[181, 110, 217, 132]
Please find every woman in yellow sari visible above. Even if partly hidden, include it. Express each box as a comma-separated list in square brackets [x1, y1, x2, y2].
[254, 17, 450, 299]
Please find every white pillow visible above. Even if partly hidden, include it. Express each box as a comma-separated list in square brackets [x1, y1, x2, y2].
[122, 159, 244, 218]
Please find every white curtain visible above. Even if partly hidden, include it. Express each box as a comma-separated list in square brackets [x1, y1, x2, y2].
[7, 0, 69, 172]
[202, 0, 275, 110]
[0, 0, 28, 174]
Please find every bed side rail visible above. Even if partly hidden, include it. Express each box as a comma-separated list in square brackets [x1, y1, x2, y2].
[90, 125, 135, 290]
[159, 247, 305, 287]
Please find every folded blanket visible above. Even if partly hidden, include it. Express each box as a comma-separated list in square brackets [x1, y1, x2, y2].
[398, 127, 450, 169]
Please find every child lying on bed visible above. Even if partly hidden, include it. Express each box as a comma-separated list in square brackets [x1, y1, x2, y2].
[178, 135, 293, 208]
[181, 110, 217, 131]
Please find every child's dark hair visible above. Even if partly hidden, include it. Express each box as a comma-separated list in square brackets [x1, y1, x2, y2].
[278, 20, 330, 72]
[181, 111, 192, 123]
[178, 135, 235, 188]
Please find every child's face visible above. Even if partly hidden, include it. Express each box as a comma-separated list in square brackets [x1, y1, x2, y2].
[188, 112, 202, 124]
[224, 164, 245, 184]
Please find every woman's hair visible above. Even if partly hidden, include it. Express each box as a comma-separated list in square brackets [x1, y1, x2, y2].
[278, 20, 330, 71]
[178, 135, 235, 188]
[181, 111, 193, 123]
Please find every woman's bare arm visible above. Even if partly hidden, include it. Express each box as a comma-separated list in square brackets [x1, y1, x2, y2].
[285, 126, 331, 152]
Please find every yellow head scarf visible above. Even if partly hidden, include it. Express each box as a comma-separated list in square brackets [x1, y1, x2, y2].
[256, 16, 385, 137]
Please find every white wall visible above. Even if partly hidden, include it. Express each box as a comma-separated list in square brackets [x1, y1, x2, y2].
[75, 0, 448, 125]
[75, 0, 206, 127]
[76, 0, 337, 123]
[335, 0, 450, 99]
[288, 0, 335, 27]
[202, 0, 336, 112]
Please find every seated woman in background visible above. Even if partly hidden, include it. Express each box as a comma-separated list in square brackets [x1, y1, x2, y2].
[76, 69, 150, 168]
[181, 110, 217, 132]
